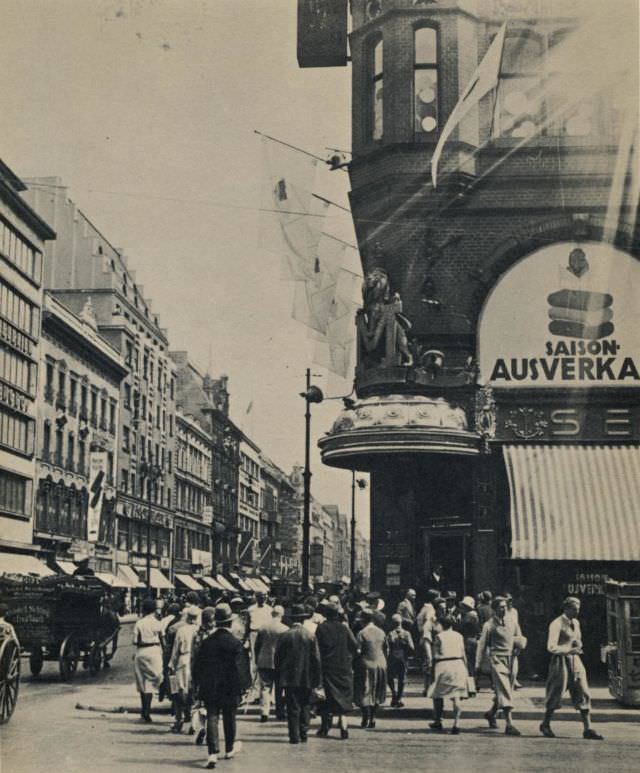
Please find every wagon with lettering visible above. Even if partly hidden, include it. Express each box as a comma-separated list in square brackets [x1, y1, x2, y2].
[0, 574, 119, 683]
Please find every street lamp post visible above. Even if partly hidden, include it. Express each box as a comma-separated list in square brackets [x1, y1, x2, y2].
[300, 368, 323, 592]
[139, 457, 162, 593]
[350, 472, 367, 587]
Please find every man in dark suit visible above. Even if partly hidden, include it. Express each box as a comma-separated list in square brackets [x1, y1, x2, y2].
[275, 604, 322, 744]
[193, 603, 251, 769]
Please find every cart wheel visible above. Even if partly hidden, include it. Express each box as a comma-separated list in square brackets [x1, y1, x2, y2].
[59, 634, 79, 682]
[0, 638, 21, 724]
[29, 648, 43, 677]
[88, 644, 102, 676]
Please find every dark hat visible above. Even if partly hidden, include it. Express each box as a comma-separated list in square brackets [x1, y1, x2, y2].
[214, 603, 233, 625]
[142, 597, 156, 615]
[323, 602, 340, 618]
[289, 603, 310, 620]
[229, 596, 244, 607]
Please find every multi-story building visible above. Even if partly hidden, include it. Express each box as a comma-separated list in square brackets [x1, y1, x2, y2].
[171, 352, 242, 572]
[237, 437, 263, 570]
[259, 456, 284, 578]
[173, 408, 213, 580]
[24, 180, 176, 586]
[0, 160, 55, 562]
[313, 0, 640, 667]
[35, 291, 126, 571]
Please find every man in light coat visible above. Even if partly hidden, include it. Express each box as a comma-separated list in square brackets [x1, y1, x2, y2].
[539, 597, 603, 740]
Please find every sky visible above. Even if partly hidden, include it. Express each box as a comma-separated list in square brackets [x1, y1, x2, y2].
[0, 0, 370, 527]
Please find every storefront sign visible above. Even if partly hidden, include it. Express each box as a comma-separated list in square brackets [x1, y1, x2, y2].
[495, 401, 640, 442]
[479, 242, 640, 388]
[565, 573, 609, 596]
[192, 548, 212, 571]
[386, 563, 401, 587]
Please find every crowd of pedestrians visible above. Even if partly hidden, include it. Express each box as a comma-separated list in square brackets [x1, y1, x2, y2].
[131, 583, 603, 769]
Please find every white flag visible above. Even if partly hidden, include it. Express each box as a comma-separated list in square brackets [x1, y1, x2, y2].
[87, 451, 107, 542]
[431, 23, 507, 188]
[259, 137, 328, 277]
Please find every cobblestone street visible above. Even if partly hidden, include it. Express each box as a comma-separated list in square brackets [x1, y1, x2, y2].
[3, 623, 639, 773]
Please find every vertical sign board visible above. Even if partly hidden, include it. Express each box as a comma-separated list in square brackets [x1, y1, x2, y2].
[309, 542, 324, 576]
[87, 451, 107, 542]
[297, 0, 348, 68]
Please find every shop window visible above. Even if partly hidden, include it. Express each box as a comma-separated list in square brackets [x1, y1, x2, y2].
[494, 30, 544, 138]
[369, 36, 383, 140]
[414, 26, 439, 134]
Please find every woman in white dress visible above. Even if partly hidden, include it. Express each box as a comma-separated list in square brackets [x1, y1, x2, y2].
[133, 597, 165, 722]
[427, 615, 469, 734]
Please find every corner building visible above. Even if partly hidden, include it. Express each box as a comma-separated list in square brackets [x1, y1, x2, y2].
[318, 0, 640, 668]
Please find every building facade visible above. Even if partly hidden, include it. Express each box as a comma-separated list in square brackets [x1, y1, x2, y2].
[259, 457, 284, 579]
[35, 291, 126, 571]
[24, 180, 177, 584]
[0, 160, 55, 557]
[237, 437, 263, 570]
[315, 0, 640, 667]
[171, 353, 242, 572]
[173, 408, 213, 578]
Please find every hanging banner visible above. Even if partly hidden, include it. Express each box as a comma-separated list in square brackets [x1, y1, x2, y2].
[478, 241, 640, 388]
[87, 451, 107, 542]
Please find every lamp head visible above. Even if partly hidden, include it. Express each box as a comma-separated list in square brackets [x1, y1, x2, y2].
[300, 385, 324, 404]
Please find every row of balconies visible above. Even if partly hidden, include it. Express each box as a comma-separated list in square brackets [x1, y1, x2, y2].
[45, 388, 116, 435]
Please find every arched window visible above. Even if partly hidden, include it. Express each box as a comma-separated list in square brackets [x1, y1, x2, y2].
[493, 30, 544, 138]
[414, 27, 439, 134]
[369, 37, 383, 140]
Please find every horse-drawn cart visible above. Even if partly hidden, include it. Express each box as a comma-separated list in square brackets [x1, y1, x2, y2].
[1, 574, 119, 683]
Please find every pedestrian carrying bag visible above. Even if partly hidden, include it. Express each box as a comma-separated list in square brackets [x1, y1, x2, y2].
[191, 703, 207, 734]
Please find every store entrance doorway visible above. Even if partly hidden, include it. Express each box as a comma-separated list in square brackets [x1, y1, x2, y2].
[425, 532, 469, 597]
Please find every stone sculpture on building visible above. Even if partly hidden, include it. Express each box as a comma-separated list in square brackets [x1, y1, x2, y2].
[356, 267, 413, 368]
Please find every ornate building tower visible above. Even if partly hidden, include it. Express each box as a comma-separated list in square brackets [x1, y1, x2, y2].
[316, 0, 639, 659]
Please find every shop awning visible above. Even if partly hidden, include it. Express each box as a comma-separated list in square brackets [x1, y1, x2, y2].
[175, 574, 203, 591]
[503, 445, 640, 561]
[117, 565, 146, 588]
[0, 553, 55, 577]
[216, 574, 237, 592]
[55, 560, 77, 575]
[149, 568, 174, 590]
[95, 571, 129, 589]
[200, 576, 224, 591]
[259, 574, 271, 587]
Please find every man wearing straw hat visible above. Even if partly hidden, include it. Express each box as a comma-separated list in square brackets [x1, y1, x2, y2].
[274, 603, 322, 744]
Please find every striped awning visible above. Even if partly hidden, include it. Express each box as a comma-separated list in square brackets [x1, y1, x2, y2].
[503, 445, 640, 561]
